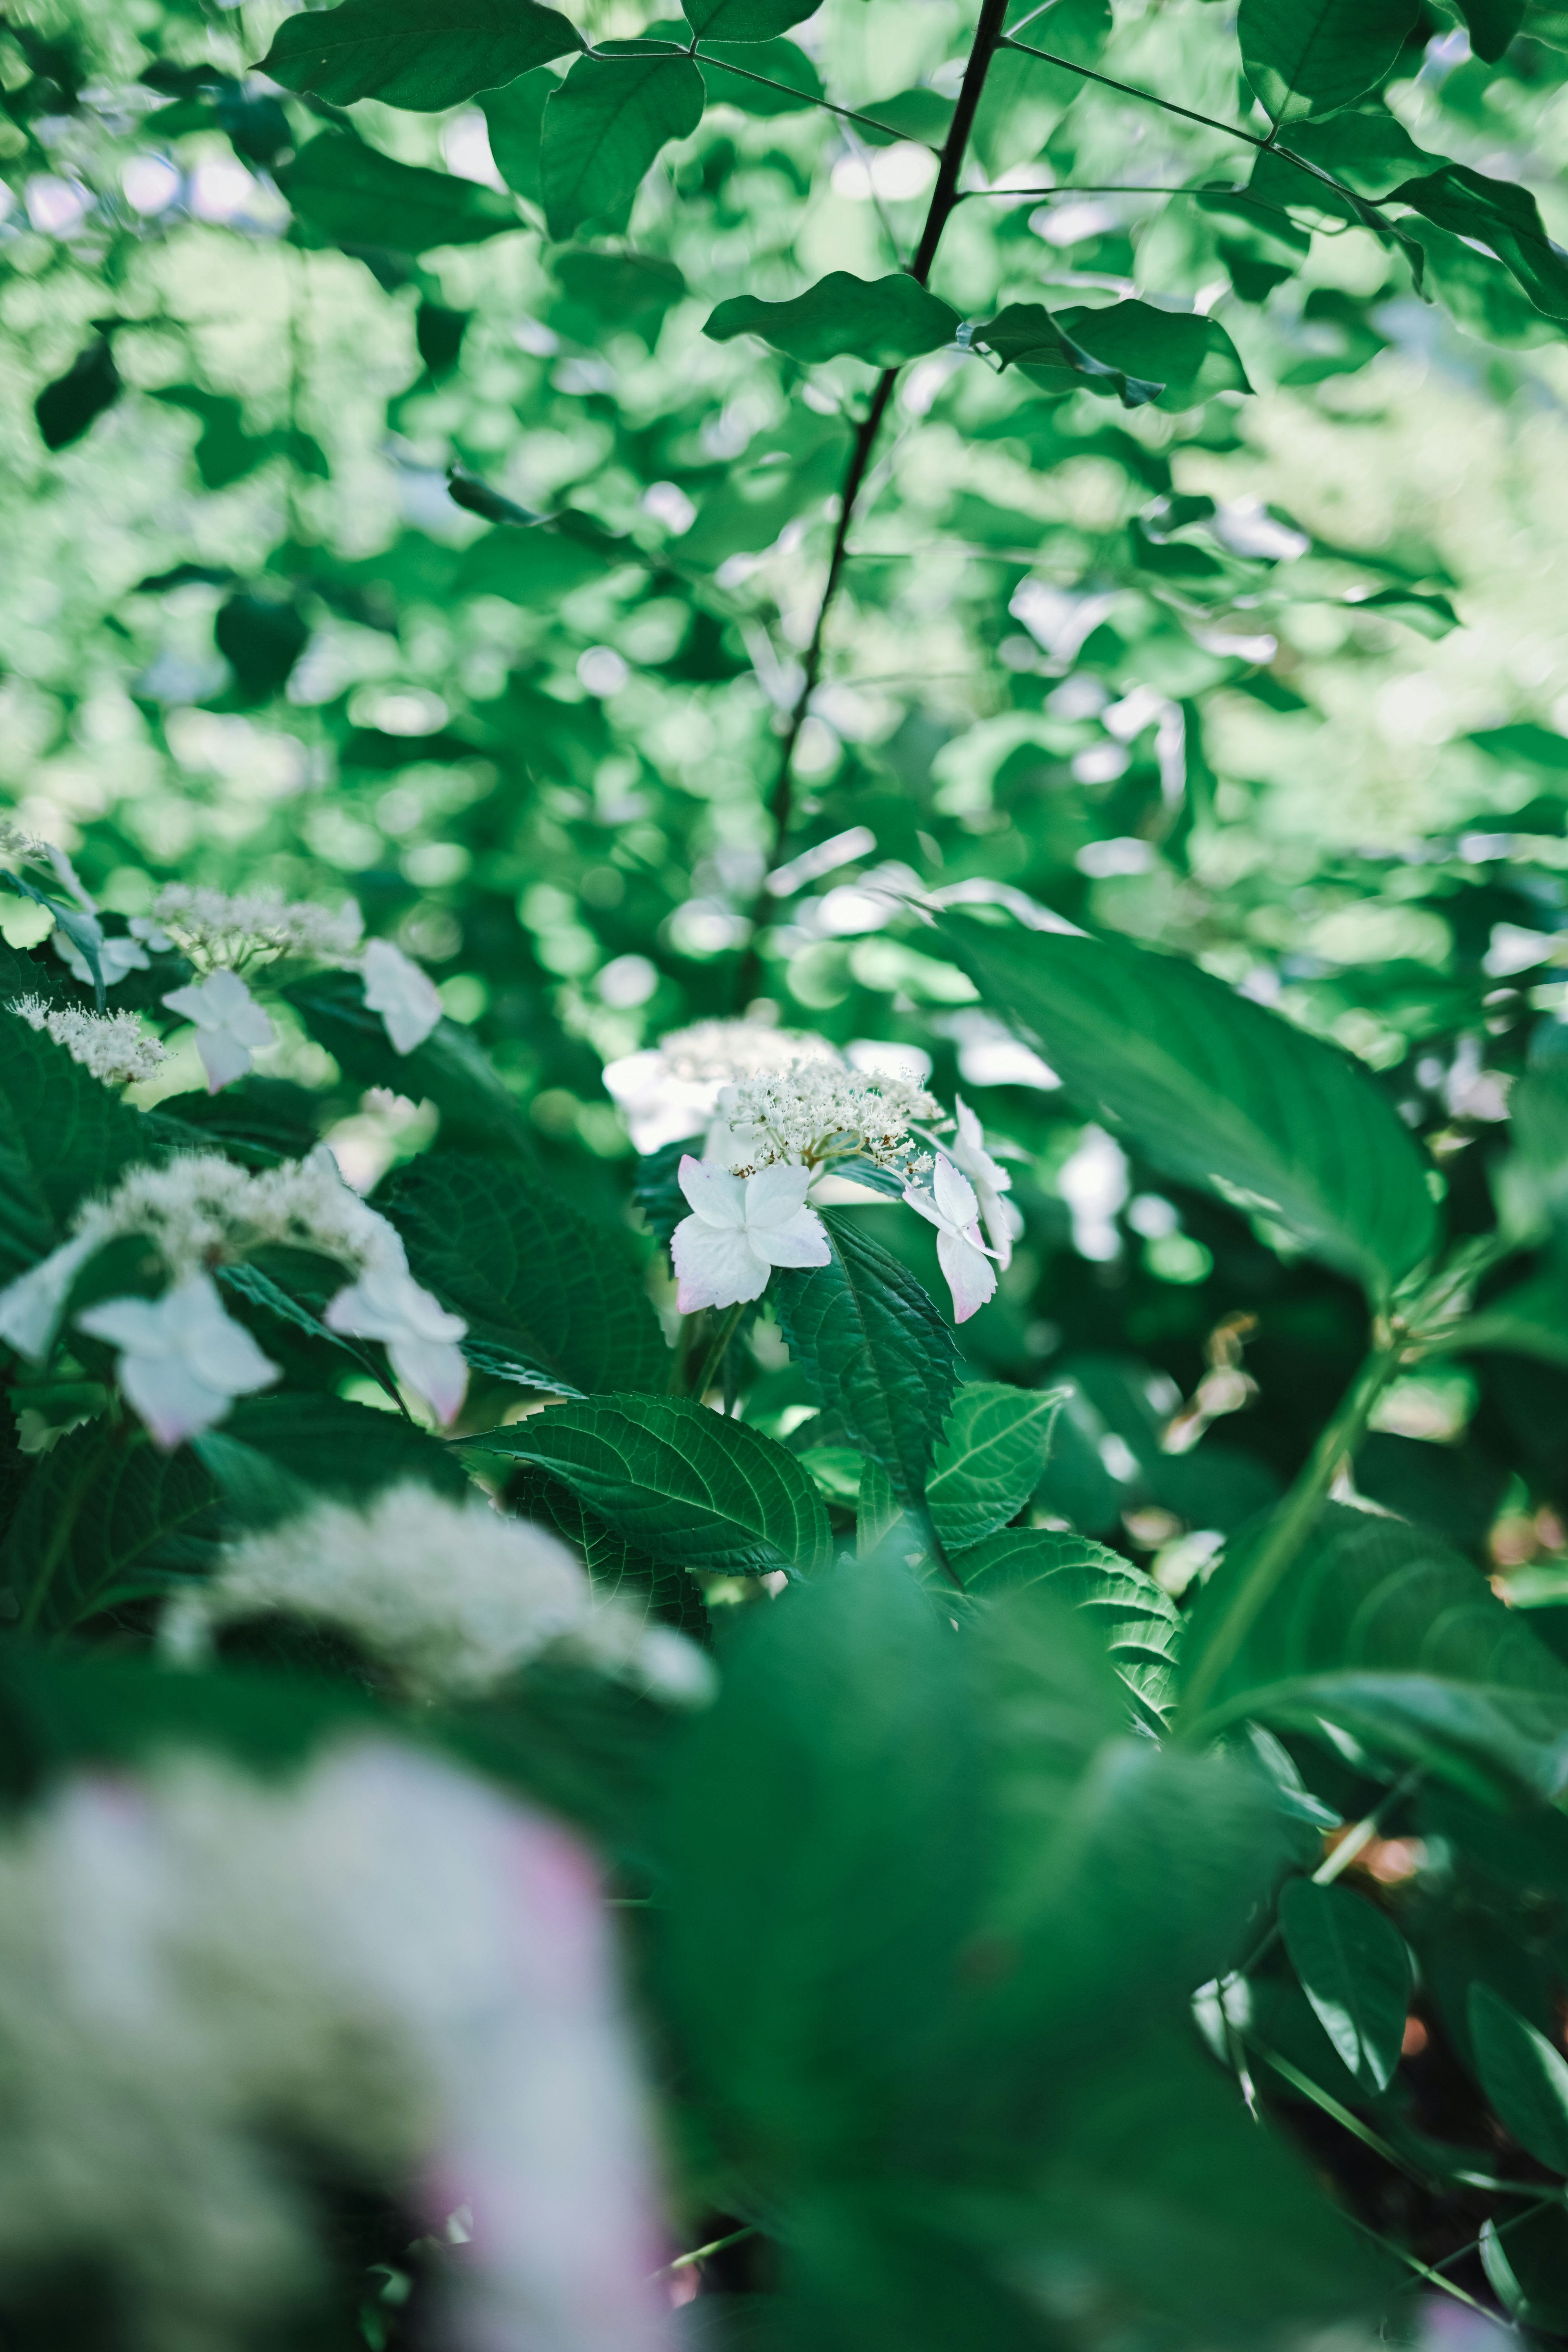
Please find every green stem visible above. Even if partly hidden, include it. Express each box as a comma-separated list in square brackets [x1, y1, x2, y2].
[650, 2224, 760, 2280]
[690, 1301, 747, 1401]
[1179, 1339, 1403, 1731]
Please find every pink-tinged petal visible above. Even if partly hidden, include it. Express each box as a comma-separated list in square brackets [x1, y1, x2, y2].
[980, 1189, 1025, 1271]
[388, 1336, 470, 1425]
[937, 1227, 997, 1323]
[670, 1215, 769, 1312]
[194, 1026, 254, 1093]
[742, 1161, 813, 1229]
[901, 1180, 944, 1232]
[677, 1154, 747, 1228]
[931, 1153, 981, 1230]
[114, 1354, 233, 1449]
[751, 1205, 831, 1270]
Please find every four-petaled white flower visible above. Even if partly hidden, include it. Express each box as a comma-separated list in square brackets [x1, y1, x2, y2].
[361, 937, 442, 1056]
[944, 1095, 1024, 1270]
[324, 1260, 469, 1425]
[76, 1274, 281, 1449]
[903, 1154, 998, 1323]
[670, 1156, 829, 1313]
[162, 969, 275, 1092]
[55, 931, 149, 988]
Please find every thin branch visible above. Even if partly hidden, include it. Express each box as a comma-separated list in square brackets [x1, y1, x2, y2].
[610, 40, 947, 151]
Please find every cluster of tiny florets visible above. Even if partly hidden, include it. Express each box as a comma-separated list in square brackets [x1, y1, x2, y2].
[149, 885, 364, 973]
[69, 1149, 399, 1285]
[9, 996, 167, 1088]
[719, 1062, 944, 1175]
[0, 819, 47, 864]
[653, 1019, 839, 1086]
[161, 1485, 715, 1708]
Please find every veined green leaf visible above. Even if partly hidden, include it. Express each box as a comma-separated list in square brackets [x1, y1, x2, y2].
[706, 272, 960, 367]
[474, 1393, 832, 1577]
[481, 67, 555, 202]
[540, 50, 705, 241]
[1239, 0, 1420, 124]
[260, 0, 581, 110]
[0, 1425, 220, 1634]
[977, 301, 1252, 408]
[0, 988, 151, 1290]
[933, 910, 1438, 1296]
[1278, 1878, 1412, 2095]
[1181, 1503, 1568, 1803]
[278, 129, 520, 254]
[960, 1526, 1182, 1732]
[925, 1383, 1063, 1552]
[194, 1392, 470, 1525]
[698, 37, 822, 113]
[685, 0, 817, 37]
[1390, 164, 1568, 324]
[377, 1155, 668, 1397]
[1470, 1983, 1568, 2172]
[773, 1209, 959, 1506]
[508, 1463, 710, 1640]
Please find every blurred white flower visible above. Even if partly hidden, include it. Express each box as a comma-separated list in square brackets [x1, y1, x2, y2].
[151, 884, 363, 973]
[162, 969, 275, 1092]
[54, 930, 149, 988]
[1058, 1124, 1129, 1261]
[163, 1483, 714, 1707]
[0, 1740, 672, 2352]
[8, 995, 167, 1087]
[362, 936, 443, 1054]
[604, 1018, 839, 1154]
[324, 1260, 469, 1424]
[943, 1097, 1024, 1270]
[903, 1154, 998, 1323]
[670, 1156, 829, 1312]
[0, 1229, 100, 1360]
[76, 1273, 280, 1448]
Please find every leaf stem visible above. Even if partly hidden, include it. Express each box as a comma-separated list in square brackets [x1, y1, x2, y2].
[1178, 1337, 1403, 1731]
[649, 2223, 760, 2280]
[690, 1300, 746, 1401]
[732, 0, 1013, 1005]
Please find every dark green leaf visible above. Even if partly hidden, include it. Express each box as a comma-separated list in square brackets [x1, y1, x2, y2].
[1239, 0, 1420, 124]
[685, 0, 817, 38]
[0, 997, 152, 1290]
[706, 272, 960, 367]
[35, 334, 121, 452]
[1345, 584, 1459, 637]
[925, 1382, 1063, 1551]
[278, 128, 520, 255]
[1457, 0, 1528, 58]
[1278, 1878, 1412, 2094]
[1390, 163, 1568, 323]
[281, 969, 536, 1159]
[215, 591, 310, 697]
[1470, 1983, 1568, 2172]
[960, 1525, 1182, 1732]
[260, 0, 581, 110]
[377, 1154, 669, 1396]
[1470, 721, 1568, 771]
[481, 67, 554, 202]
[934, 911, 1438, 1297]
[971, 0, 1109, 175]
[454, 521, 616, 603]
[145, 1077, 323, 1171]
[0, 1424, 220, 1633]
[508, 1463, 709, 1639]
[1181, 1503, 1568, 1802]
[698, 37, 822, 114]
[194, 1391, 469, 1526]
[773, 1209, 959, 1506]
[540, 50, 705, 241]
[473, 1392, 832, 1576]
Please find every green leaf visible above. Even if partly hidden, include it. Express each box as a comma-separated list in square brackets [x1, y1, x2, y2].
[970, 0, 1110, 174]
[976, 302, 1251, 408]
[773, 1209, 959, 1507]
[194, 1392, 470, 1525]
[959, 1525, 1183, 1732]
[281, 969, 536, 1159]
[481, 67, 555, 202]
[473, 1393, 832, 1577]
[706, 272, 960, 367]
[260, 0, 581, 109]
[0, 997, 152, 1290]
[1390, 164, 1568, 324]
[1470, 1983, 1568, 2172]
[540, 50, 705, 241]
[376, 1154, 669, 1396]
[1346, 584, 1460, 637]
[686, 0, 817, 34]
[1470, 721, 1568, 771]
[508, 1462, 710, 1639]
[455, 521, 617, 604]
[924, 1383, 1063, 1552]
[1457, 0, 1528, 59]
[698, 37, 822, 114]
[1239, 0, 1420, 124]
[1278, 1878, 1412, 2094]
[36, 334, 120, 453]
[277, 129, 520, 255]
[0, 1424, 220, 1633]
[933, 911, 1438, 1297]
[1181, 1503, 1568, 1803]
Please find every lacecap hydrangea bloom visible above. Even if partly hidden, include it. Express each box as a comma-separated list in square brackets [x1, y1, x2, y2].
[8, 994, 167, 1088]
[148, 883, 365, 972]
[162, 1483, 715, 1709]
[0, 1740, 673, 2352]
[0, 1149, 469, 1445]
[603, 1018, 840, 1152]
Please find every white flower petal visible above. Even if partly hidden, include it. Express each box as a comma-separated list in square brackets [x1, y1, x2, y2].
[742, 1161, 814, 1229]
[0, 1233, 99, 1360]
[193, 1027, 255, 1093]
[670, 1215, 769, 1312]
[114, 1352, 236, 1449]
[78, 1275, 280, 1448]
[677, 1155, 747, 1229]
[931, 1153, 981, 1229]
[749, 1203, 830, 1271]
[387, 1335, 469, 1425]
[362, 938, 442, 1056]
[937, 1227, 997, 1323]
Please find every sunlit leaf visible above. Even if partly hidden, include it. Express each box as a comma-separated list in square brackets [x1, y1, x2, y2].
[1238, 0, 1420, 123]
[1470, 1983, 1568, 2172]
[260, 0, 581, 110]
[1278, 1878, 1412, 2094]
[540, 49, 705, 241]
[706, 272, 960, 366]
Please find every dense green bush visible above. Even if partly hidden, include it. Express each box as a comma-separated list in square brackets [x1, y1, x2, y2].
[6, 0, 1568, 2342]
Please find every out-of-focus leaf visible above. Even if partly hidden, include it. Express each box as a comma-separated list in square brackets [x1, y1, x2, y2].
[1239, 0, 1421, 123]
[960, 1525, 1182, 1731]
[935, 911, 1439, 1297]
[924, 1382, 1063, 1551]
[773, 1209, 959, 1508]
[193, 1392, 469, 1526]
[278, 128, 520, 253]
[0, 996, 151, 1289]
[378, 1154, 669, 1396]
[1346, 585, 1460, 637]
[474, 1393, 833, 1577]
[281, 969, 537, 1159]
[706, 273, 960, 367]
[540, 49, 705, 241]
[1470, 1983, 1568, 2172]
[0, 1425, 220, 1633]
[214, 591, 310, 698]
[1457, 0, 1528, 57]
[481, 66, 555, 202]
[260, 0, 581, 111]
[35, 334, 120, 452]
[1278, 1878, 1412, 2094]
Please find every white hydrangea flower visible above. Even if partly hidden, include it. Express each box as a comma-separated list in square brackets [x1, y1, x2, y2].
[361, 935, 443, 1055]
[0, 1740, 671, 2352]
[162, 1482, 715, 1708]
[76, 1273, 281, 1448]
[323, 1259, 469, 1426]
[718, 1060, 942, 1178]
[603, 1018, 840, 1153]
[150, 884, 364, 973]
[8, 995, 167, 1087]
[938, 1096, 1023, 1270]
[53, 930, 150, 988]
[903, 1153, 998, 1323]
[669, 1156, 829, 1312]
[0, 1229, 101, 1360]
[162, 969, 275, 1092]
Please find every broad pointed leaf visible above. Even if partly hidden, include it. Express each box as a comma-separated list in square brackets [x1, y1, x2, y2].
[934, 910, 1438, 1297]
[474, 1393, 832, 1577]
[260, 0, 581, 110]
[0, 991, 152, 1289]
[925, 1383, 1064, 1551]
[194, 1392, 469, 1524]
[960, 1525, 1182, 1732]
[508, 1462, 710, 1640]
[977, 301, 1252, 408]
[1390, 165, 1568, 324]
[540, 49, 705, 241]
[706, 272, 960, 368]
[0, 1425, 221, 1633]
[1470, 1984, 1568, 2173]
[1278, 1878, 1412, 2095]
[278, 129, 520, 255]
[1239, 0, 1421, 124]
[684, 0, 817, 37]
